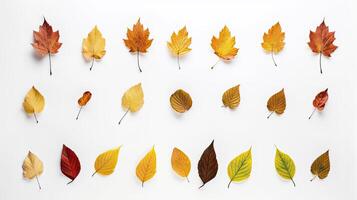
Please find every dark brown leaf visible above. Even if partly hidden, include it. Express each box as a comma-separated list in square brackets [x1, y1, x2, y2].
[198, 140, 218, 188]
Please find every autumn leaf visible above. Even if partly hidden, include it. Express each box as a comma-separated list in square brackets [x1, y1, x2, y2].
[267, 89, 286, 118]
[222, 85, 240, 109]
[22, 151, 43, 190]
[61, 145, 81, 184]
[308, 19, 338, 74]
[171, 147, 191, 182]
[210, 26, 238, 69]
[275, 146, 296, 187]
[82, 26, 106, 71]
[119, 83, 144, 125]
[167, 26, 192, 69]
[310, 150, 330, 181]
[309, 88, 329, 119]
[92, 147, 121, 177]
[227, 147, 252, 188]
[170, 89, 192, 113]
[261, 22, 285, 67]
[198, 140, 218, 188]
[32, 18, 62, 75]
[124, 18, 153, 72]
[136, 147, 156, 187]
[76, 91, 92, 120]
[23, 86, 45, 123]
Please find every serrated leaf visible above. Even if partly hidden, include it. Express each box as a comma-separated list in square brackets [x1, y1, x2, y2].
[119, 83, 144, 124]
[261, 22, 285, 66]
[310, 150, 330, 181]
[93, 147, 121, 176]
[61, 145, 81, 184]
[82, 26, 106, 70]
[275, 146, 296, 187]
[167, 26, 192, 69]
[22, 151, 43, 190]
[170, 89, 192, 113]
[227, 147, 252, 188]
[136, 147, 156, 187]
[222, 85, 240, 109]
[23, 86, 45, 123]
[267, 89, 286, 118]
[198, 140, 218, 188]
[171, 147, 191, 182]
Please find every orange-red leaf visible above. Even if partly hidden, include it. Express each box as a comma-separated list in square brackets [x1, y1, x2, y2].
[32, 18, 62, 56]
[78, 91, 92, 107]
[308, 20, 337, 57]
[313, 89, 328, 111]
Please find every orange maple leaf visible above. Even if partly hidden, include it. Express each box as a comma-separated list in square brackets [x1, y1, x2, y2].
[308, 20, 337, 74]
[32, 18, 62, 75]
[123, 18, 153, 72]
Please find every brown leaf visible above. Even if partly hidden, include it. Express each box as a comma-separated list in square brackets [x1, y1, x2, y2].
[310, 150, 330, 181]
[308, 20, 338, 74]
[198, 140, 218, 188]
[267, 89, 286, 118]
[170, 89, 192, 113]
[309, 89, 328, 119]
[222, 85, 240, 109]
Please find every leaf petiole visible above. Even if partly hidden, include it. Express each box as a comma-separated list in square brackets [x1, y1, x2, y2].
[267, 111, 274, 119]
[177, 54, 181, 70]
[35, 175, 41, 190]
[118, 109, 130, 125]
[48, 53, 52, 76]
[137, 51, 142, 72]
[90, 58, 95, 71]
[210, 59, 220, 69]
[76, 106, 83, 120]
[308, 108, 316, 120]
[33, 113, 39, 123]
[319, 52, 323, 74]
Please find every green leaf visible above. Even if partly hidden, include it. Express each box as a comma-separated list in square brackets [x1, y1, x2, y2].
[227, 147, 252, 188]
[275, 146, 296, 187]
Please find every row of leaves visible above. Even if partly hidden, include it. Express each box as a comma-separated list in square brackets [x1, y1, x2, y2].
[23, 141, 330, 190]
[32, 18, 337, 75]
[23, 84, 329, 123]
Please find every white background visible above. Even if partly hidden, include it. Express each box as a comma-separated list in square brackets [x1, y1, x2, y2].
[0, 0, 356, 199]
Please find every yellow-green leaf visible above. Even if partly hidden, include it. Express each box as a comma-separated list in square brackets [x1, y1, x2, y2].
[171, 147, 191, 181]
[23, 86, 45, 123]
[93, 147, 121, 176]
[136, 147, 156, 187]
[227, 147, 252, 188]
[22, 151, 43, 190]
[275, 146, 296, 187]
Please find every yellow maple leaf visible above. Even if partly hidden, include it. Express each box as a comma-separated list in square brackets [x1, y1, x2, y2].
[210, 26, 238, 69]
[167, 26, 192, 69]
[123, 18, 153, 72]
[261, 22, 285, 66]
[136, 147, 156, 187]
[82, 26, 106, 70]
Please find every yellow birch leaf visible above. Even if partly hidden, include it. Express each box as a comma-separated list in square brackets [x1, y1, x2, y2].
[222, 85, 240, 109]
[210, 25, 238, 69]
[275, 146, 296, 187]
[82, 26, 106, 70]
[22, 151, 43, 190]
[119, 83, 144, 124]
[267, 89, 286, 118]
[136, 147, 156, 187]
[310, 150, 330, 181]
[23, 86, 45, 123]
[93, 147, 121, 176]
[170, 89, 192, 113]
[171, 147, 191, 181]
[261, 22, 285, 67]
[227, 147, 252, 188]
[167, 26, 192, 70]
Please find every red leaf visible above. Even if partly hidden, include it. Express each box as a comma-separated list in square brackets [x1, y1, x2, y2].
[313, 88, 329, 111]
[61, 144, 81, 184]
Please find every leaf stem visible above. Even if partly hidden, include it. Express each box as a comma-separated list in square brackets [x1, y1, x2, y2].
[227, 180, 233, 188]
[267, 111, 274, 119]
[91, 171, 97, 177]
[67, 180, 74, 185]
[308, 108, 316, 120]
[210, 59, 220, 69]
[76, 106, 83, 120]
[33, 113, 39, 123]
[118, 109, 130, 125]
[198, 183, 205, 189]
[137, 51, 142, 72]
[35, 175, 41, 190]
[291, 178, 296, 187]
[310, 175, 317, 182]
[177, 54, 181, 70]
[90, 58, 95, 71]
[186, 176, 190, 183]
[141, 181, 144, 187]
[319, 52, 322, 74]
[271, 51, 277, 67]
[48, 53, 52, 76]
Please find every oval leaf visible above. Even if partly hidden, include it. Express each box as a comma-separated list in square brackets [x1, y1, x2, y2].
[78, 91, 92, 107]
[227, 147, 252, 188]
[313, 89, 329, 111]
[122, 83, 144, 112]
[310, 150, 330, 181]
[136, 147, 156, 187]
[171, 147, 191, 181]
[222, 85, 240, 109]
[267, 89, 286, 118]
[275, 147, 296, 187]
[170, 89, 192, 113]
[93, 147, 121, 176]
[23, 86, 45, 123]
[61, 145, 81, 184]
[198, 140, 218, 188]
[22, 151, 43, 190]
